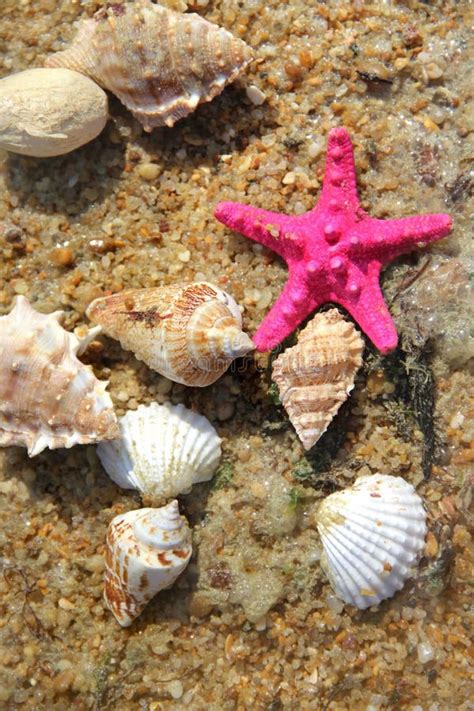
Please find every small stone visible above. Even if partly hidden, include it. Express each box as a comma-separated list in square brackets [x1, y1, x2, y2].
[12, 280, 28, 295]
[282, 171, 296, 185]
[246, 84, 266, 106]
[417, 641, 435, 664]
[138, 162, 161, 181]
[178, 250, 191, 262]
[216, 400, 235, 421]
[168, 680, 183, 700]
[426, 63, 444, 80]
[51, 247, 74, 267]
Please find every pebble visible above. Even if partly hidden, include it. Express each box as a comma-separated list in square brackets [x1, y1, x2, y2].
[51, 247, 74, 267]
[168, 680, 183, 700]
[138, 162, 161, 181]
[417, 641, 435, 664]
[246, 84, 266, 106]
[282, 171, 296, 185]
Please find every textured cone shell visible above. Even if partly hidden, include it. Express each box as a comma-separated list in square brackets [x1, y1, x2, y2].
[272, 309, 363, 450]
[45, 0, 255, 131]
[97, 402, 222, 503]
[86, 282, 254, 386]
[104, 500, 192, 626]
[0, 296, 118, 456]
[316, 474, 427, 609]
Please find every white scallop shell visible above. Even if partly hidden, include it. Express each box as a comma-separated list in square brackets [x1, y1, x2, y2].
[97, 401, 221, 503]
[316, 474, 427, 609]
[104, 500, 192, 626]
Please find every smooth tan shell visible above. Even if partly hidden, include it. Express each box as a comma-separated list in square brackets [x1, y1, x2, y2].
[86, 282, 254, 387]
[104, 500, 192, 627]
[0, 296, 118, 456]
[0, 68, 108, 157]
[272, 309, 364, 450]
[45, 0, 255, 131]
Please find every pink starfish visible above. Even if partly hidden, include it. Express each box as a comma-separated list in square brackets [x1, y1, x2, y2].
[214, 127, 452, 354]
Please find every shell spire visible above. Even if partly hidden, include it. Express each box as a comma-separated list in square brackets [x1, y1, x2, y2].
[86, 282, 254, 387]
[97, 402, 222, 503]
[272, 309, 364, 450]
[45, 0, 255, 131]
[0, 296, 118, 456]
[316, 474, 427, 609]
[104, 501, 192, 626]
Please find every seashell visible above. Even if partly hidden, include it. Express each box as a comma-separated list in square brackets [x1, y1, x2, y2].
[104, 500, 192, 626]
[97, 401, 221, 502]
[86, 282, 254, 387]
[0, 296, 118, 457]
[272, 309, 363, 450]
[0, 68, 108, 157]
[45, 0, 255, 131]
[316, 474, 427, 609]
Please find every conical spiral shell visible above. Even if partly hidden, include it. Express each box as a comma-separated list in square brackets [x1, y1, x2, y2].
[86, 282, 254, 386]
[97, 402, 222, 503]
[272, 309, 364, 450]
[316, 474, 427, 609]
[0, 296, 118, 456]
[45, 0, 255, 131]
[104, 500, 192, 626]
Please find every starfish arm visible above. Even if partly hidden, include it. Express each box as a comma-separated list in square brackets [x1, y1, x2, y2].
[318, 127, 361, 212]
[253, 279, 319, 352]
[361, 213, 452, 261]
[341, 267, 398, 354]
[214, 201, 300, 260]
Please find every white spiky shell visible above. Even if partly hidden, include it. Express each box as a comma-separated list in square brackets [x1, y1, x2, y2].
[104, 500, 192, 626]
[45, 0, 254, 131]
[0, 296, 118, 456]
[316, 474, 427, 609]
[272, 309, 364, 450]
[86, 282, 254, 387]
[97, 402, 222, 503]
[0, 68, 108, 157]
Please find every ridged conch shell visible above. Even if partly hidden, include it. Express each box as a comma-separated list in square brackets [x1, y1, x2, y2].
[316, 474, 427, 609]
[272, 309, 364, 450]
[97, 402, 221, 502]
[0, 296, 118, 457]
[45, 0, 254, 131]
[104, 500, 192, 626]
[0, 68, 108, 157]
[86, 282, 254, 387]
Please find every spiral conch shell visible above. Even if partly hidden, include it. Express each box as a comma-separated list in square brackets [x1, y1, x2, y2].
[86, 282, 254, 386]
[45, 0, 255, 131]
[316, 474, 427, 609]
[0, 296, 118, 457]
[272, 309, 364, 450]
[104, 500, 192, 626]
[97, 402, 222, 503]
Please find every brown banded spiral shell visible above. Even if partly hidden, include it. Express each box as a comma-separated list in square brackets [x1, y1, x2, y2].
[0, 296, 118, 456]
[272, 309, 364, 450]
[86, 282, 254, 387]
[45, 0, 255, 131]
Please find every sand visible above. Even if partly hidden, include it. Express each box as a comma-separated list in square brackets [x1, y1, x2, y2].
[0, 1, 472, 709]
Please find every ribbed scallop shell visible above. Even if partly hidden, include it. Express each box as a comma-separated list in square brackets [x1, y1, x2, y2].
[86, 282, 254, 387]
[97, 402, 221, 503]
[316, 474, 427, 609]
[45, 0, 254, 131]
[272, 309, 364, 450]
[104, 500, 192, 626]
[0, 296, 118, 457]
